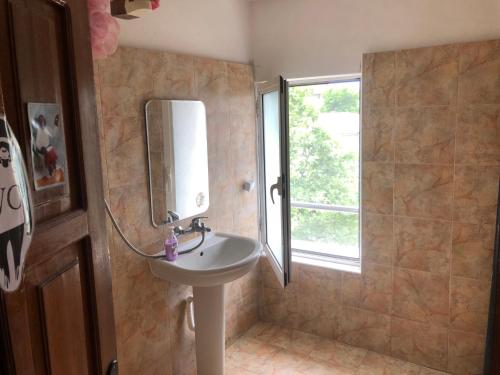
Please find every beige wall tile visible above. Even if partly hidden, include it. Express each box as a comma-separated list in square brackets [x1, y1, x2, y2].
[342, 263, 392, 314]
[363, 106, 395, 162]
[453, 165, 500, 225]
[363, 52, 396, 108]
[309, 338, 368, 369]
[394, 164, 454, 220]
[97, 47, 258, 374]
[448, 330, 485, 375]
[395, 107, 455, 164]
[258, 39, 500, 374]
[363, 162, 394, 214]
[450, 276, 490, 335]
[394, 216, 451, 275]
[358, 351, 421, 375]
[393, 268, 449, 326]
[396, 45, 458, 107]
[456, 105, 500, 165]
[458, 40, 500, 105]
[452, 222, 495, 280]
[390, 317, 448, 370]
[194, 57, 229, 115]
[152, 52, 195, 99]
[362, 213, 394, 265]
[338, 306, 391, 353]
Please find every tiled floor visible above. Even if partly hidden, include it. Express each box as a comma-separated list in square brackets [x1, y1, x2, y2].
[225, 322, 450, 375]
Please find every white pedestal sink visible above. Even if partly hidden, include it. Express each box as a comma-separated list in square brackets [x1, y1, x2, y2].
[148, 233, 261, 375]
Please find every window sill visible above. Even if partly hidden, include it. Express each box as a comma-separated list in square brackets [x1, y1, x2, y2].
[292, 250, 361, 274]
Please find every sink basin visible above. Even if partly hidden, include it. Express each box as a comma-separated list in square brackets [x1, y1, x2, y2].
[148, 232, 262, 375]
[148, 232, 261, 287]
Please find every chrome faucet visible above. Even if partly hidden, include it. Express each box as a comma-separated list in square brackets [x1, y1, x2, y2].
[165, 210, 180, 223]
[174, 216, 211, 237]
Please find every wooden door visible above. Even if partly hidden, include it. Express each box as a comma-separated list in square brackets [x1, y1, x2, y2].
[0, 0, 117, 374]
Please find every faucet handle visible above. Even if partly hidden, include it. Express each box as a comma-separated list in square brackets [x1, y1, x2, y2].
[190, 216, 211, 233]
[191, 216, 208, 225]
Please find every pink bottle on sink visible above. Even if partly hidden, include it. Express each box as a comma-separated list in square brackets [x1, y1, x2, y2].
[164, 227, 178, 261]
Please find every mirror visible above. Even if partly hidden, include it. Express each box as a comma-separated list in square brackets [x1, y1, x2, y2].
[145, 100, 209, 226]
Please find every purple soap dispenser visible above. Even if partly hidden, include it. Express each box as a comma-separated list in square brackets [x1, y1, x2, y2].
[164, 227, 178, 261]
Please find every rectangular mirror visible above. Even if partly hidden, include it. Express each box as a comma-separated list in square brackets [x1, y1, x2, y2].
[145, 100, 209, 226]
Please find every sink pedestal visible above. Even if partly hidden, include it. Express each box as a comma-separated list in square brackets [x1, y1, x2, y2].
[193, 284, 225, 375]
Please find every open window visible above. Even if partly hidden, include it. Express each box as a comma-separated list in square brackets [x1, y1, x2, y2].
[256, 77, 291, 287]
[257, 76, 362, 287]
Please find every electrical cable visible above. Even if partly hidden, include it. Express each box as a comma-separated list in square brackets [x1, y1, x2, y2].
[104, 200, 208, 258]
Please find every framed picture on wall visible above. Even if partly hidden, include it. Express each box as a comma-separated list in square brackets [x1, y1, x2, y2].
[27, 103, 67, 191]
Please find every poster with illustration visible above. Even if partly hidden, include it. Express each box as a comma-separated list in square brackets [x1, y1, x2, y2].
[27, 103, 67, 190]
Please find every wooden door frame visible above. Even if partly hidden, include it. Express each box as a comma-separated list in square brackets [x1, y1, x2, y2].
[0, 0, 117, 373]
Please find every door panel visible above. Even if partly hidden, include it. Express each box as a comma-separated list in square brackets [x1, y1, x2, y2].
[10, 0, 80, 222]
[0, 0, 117, 373]
[6, 242, 94, 375]
[257, 77, 291, 287]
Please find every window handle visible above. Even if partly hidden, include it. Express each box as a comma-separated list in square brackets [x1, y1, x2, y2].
[270, 176, 282, 204]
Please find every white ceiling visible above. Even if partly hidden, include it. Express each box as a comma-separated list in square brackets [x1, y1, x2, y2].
[118, 0, 500, 79]
[118, 0, 252, 63]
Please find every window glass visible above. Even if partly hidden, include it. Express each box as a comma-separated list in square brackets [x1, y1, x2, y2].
[289, 80, 360, 260]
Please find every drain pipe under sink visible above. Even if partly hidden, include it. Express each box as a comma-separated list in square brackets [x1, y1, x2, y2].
[186, 296, 195, 331]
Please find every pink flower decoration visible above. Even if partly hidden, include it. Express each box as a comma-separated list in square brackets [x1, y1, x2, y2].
[88, 0, 120, 60]
[151, 0, 160, 10]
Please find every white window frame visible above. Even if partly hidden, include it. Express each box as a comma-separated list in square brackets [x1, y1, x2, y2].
[259, 74, 363, 273]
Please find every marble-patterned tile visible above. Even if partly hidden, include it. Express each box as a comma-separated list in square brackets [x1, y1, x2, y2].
[338, 306, 391, 354]
[152, 51, 195, 99]
[194, 57, 229, 115]
[226, 336, 281, 374]
[453, 165, 500, 225]
[450, 276, 490, 335]
[394, 164, 454, 220]
[106, 130, 148, 189]
[108, 183, 166, 247]
[291, 265, 341, 338]
[363, 107, 395, 162]
[395, 106, 455, 164]
[103, 115, 143, 154]
[363, 162, 394, 215]
[419, 368, 450, 375]
[100, 84, 153, 120]
[358, 351, 421, 375]
[452, 222, 495, 280]
[456, 105, 500, 165]
[259, 348, 310, 374]
[98, 47, 155, 89]
[342, 263, 392, 314]
[310, 338, 368, 369]
[458, 40, 500, 105]
[396, 44, 459, 106]
[393, 268, 449, 326]
[394, 216, 451, 275]
[390, 317, 448, 370]
[363, 52, 396, 108]
[227, 62, 255, 116]
[448, 330, 485, 375]
[97, 47, 259, 375]
[362, 213, 394, 266]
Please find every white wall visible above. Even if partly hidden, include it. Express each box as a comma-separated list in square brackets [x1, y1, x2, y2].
[250, 0, 500, 80]
[118, 0, 251, 63]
